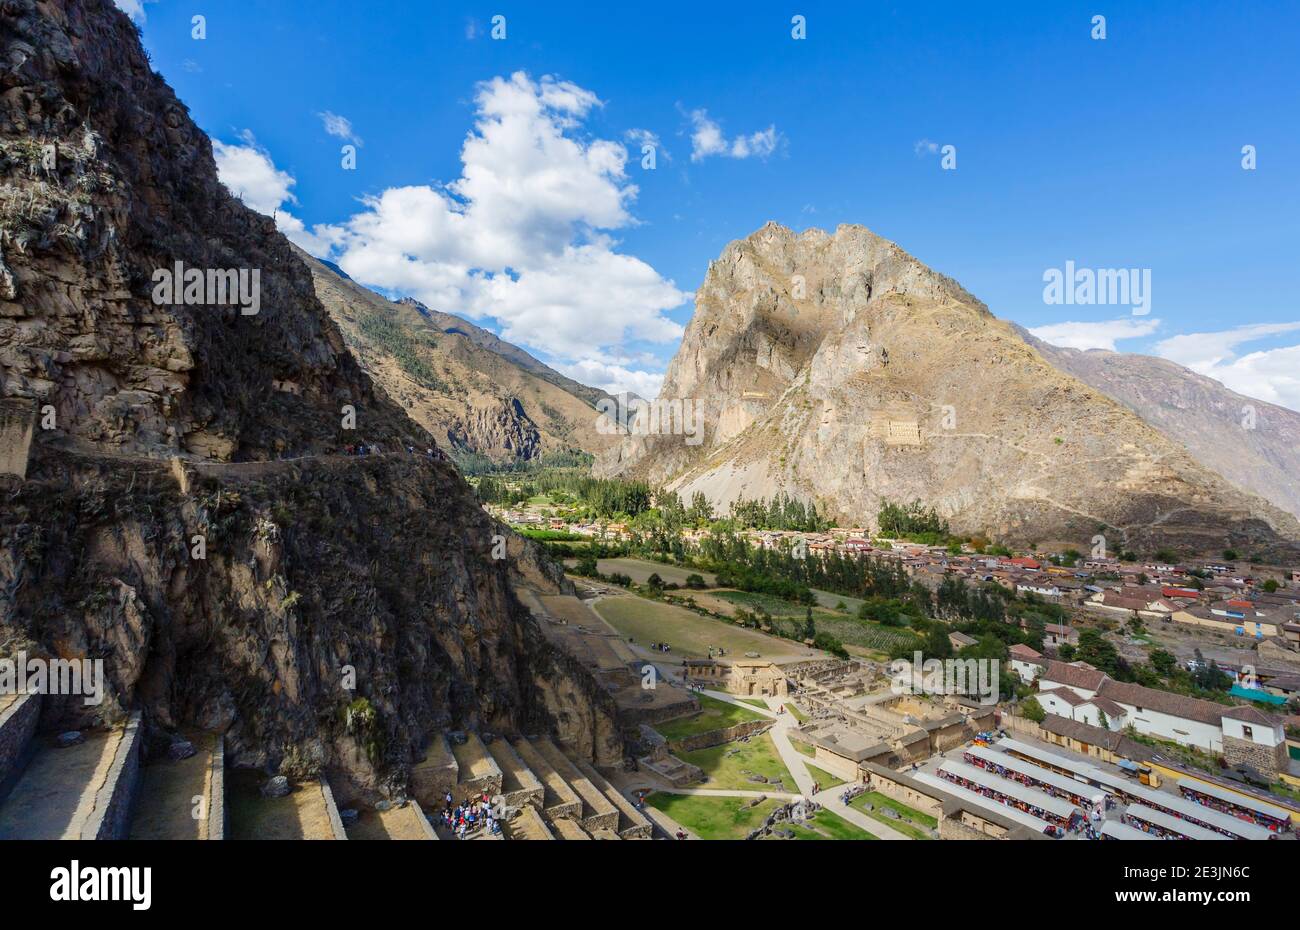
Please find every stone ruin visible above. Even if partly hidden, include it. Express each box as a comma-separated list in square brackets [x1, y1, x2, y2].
[0, 397, 35, 479]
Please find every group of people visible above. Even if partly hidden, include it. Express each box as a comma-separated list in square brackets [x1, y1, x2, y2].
[647, 641, 672, 653]
[439, 791, 501, 839]
[342, 443, 438, 458]
[706, 646, 727, 658]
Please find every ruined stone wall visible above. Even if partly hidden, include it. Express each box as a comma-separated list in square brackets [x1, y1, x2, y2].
[0, 692, 39, 785]
[667, 718, 774, 754]
[0, 398, 34, 478]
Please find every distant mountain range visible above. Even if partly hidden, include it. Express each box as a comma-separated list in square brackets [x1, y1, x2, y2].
[1018, 329, 1300, 523]
[298, 247, 619, 465]
[598, 222, 1300, 559]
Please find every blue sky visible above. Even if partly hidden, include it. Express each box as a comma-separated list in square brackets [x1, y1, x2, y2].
[121, 1, 1300, 409]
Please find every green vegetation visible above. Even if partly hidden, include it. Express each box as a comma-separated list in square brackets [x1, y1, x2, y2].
[591, 595, 786, 659]
[850, 791, 937, 840]
[679, 733, 795, 791]
[727, 493, 831, 532]
[805, 764, 847, 790]
[783, 703, 808, 723]
[877, 498, 950, 544]
[355, 313, 448, 392]
[788, 736, 816, 757]
[644, 793, 782, 840]
[775, 809, 877, 841]
[653, 695, 768, 741]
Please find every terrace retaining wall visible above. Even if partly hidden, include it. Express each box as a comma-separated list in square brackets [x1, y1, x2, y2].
[82, 711, 143, 840]
[668, 718, 774, 754]
[0, 693, 39, 787]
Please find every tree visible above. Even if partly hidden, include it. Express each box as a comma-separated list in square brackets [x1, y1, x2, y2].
[1262, 579, 1279, 593]
[1021, 696, 1046, 723]
[803, 607, 817, 642]
[1149, 649, 1178, 678]
[923, 626, 953, 660]
[684, 573, 707, 589]
[1075, 628, 1123, 677]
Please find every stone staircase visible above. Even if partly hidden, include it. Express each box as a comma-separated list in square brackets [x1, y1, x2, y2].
[529, 737, 620, 834]
[483, 736, 545, 808]
[411, 728, 650, 841]
[569, 755, 653, 839]
[0, 701, 144, 840]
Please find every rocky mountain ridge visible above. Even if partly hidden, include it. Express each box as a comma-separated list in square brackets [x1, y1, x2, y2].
[0, 0, 621, 800]
[1018, 329, 1300, 522]
[599, 222, 1300, 559]
[300, 249, 618, 465]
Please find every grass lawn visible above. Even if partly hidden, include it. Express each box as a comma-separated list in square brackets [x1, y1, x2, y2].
[738, 698, 769, 709]
[811, 589, 865, 613]
[644, 793, 781, 840]
[783, 702, 808, 723]
[805, 763, 847, 791]
[772, 808, 877, 841]
[680, 733, 796, 791]
[654, 694, 769, 741]
[711, 590, 833, 618]
[592, 593, 803, 659]
[850, 791, 938, 840]
[788, 737, 816, 758]
[709, 590, 921, 656]
[595, 558, 716, 586]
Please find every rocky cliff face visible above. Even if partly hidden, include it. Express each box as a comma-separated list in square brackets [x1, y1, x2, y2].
[600, 222, 1300, 558]
[1019, 330, 1300, 522]
[0, 0, 621, 794]
[301, 249, 618, 465]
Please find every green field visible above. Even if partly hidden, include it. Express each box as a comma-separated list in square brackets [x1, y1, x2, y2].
[591, 594, 807, 659]
[679, 733, 796, 791]
[850, 791, 938, 840]
[595, 557, 716, 586]
[644, 793, 782, 840]
[805, 763, 847, 791]
[709, 590, 921, 656]
[771, 809, 877, 841]
[811, 589, 866, 613]
[654, 695, 769, 741]
[788, 737, 816, 758]
[646, 794, 875, 840]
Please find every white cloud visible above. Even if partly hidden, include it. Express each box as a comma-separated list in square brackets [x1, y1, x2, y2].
[212, 131, 341, 253]
[688, 109, 781, 163]
[1155, 322, 1300, 412]
[113, 0, 150, 22]
[625, 128, 669, 163]
[913, 139, 940, 156]
[318, 111, 362, 146]
[212, 132, 297, 215]
[1029, 317, 1162, 351]
[213, 72, 686, 391]
[559, 357, 665, 399]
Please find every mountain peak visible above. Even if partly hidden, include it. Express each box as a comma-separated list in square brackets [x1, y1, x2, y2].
[601, 225, 1300, 557]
